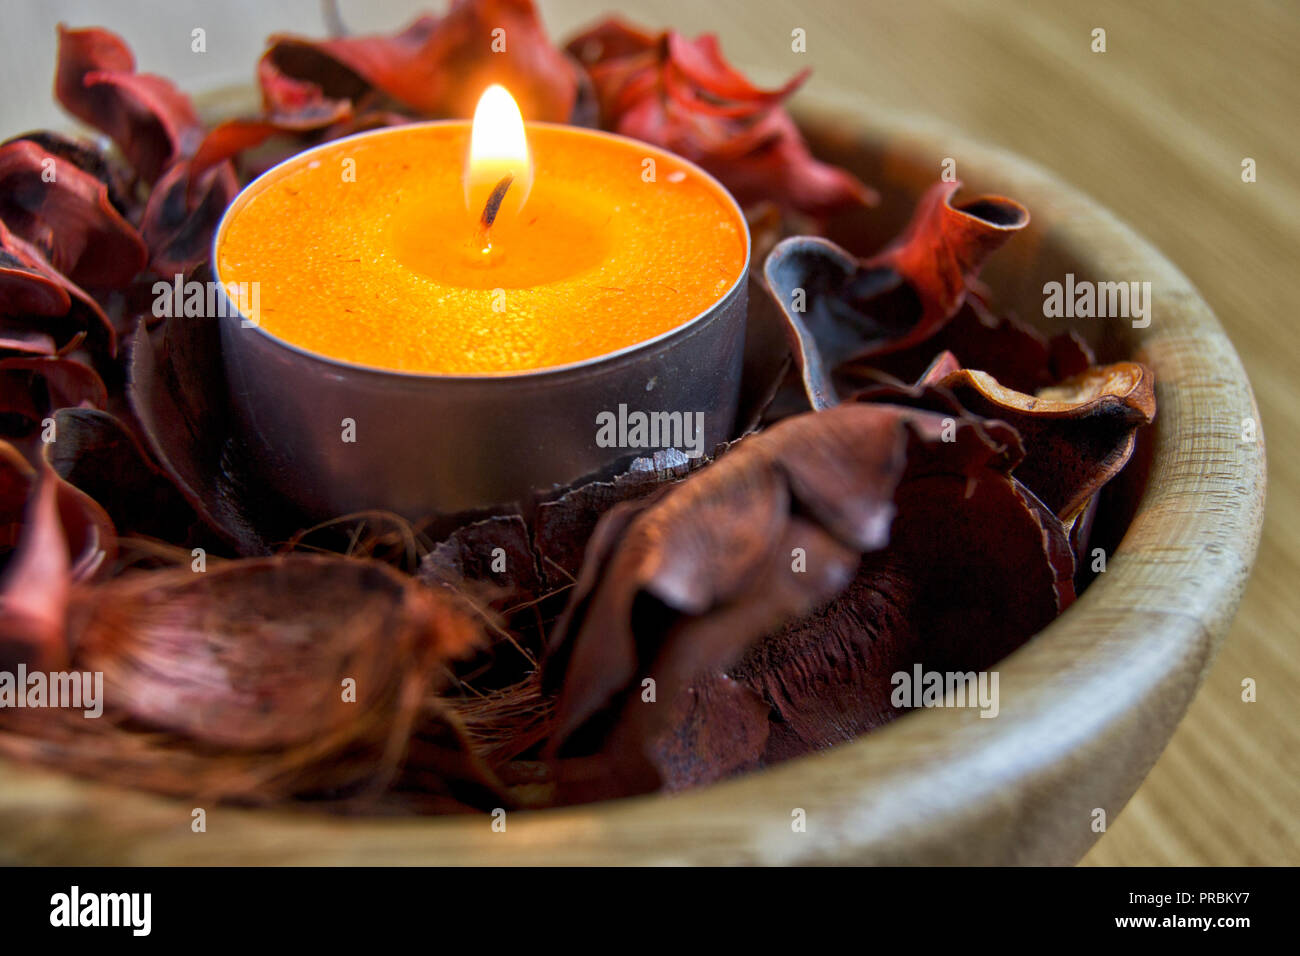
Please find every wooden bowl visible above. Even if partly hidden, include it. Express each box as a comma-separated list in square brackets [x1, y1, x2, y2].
[0, 92, 1265, 865]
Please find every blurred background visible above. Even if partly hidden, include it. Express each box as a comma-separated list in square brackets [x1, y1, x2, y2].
[2, 0, 1295, 864]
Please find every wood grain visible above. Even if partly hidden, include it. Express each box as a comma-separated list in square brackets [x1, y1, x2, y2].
[0, 0, 1292, 864]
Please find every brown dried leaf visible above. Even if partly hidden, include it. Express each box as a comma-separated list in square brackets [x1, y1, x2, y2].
[935, 362, 1156, 519]
[542, 402, 1031, 797]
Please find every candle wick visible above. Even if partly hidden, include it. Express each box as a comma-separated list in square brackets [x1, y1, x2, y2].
[479, 173, 515, 232]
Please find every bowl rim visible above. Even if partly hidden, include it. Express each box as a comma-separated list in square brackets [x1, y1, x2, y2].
[0, 89, 1266, 865]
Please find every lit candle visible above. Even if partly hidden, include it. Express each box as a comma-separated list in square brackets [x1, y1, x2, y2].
[214, 86, 750, 518]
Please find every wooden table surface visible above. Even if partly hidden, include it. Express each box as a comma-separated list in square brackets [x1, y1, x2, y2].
[3, 0, 1296, 865]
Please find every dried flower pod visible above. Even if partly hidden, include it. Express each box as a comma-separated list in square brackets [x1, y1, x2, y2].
[0, 140, 147, 289]
[0, 556, 483, 804]
[0, 216, 116, 356]
[0, 355, 107, 430]
[542, 401, 1052, 799]
[264, 0, 582, 122]
[1, 131, 136, 216]
[763, 182, 1028, 408]
[933, 362, 1156, 520]
[139, 159, 239, 277]
[724, 467, 1074, 769]
[54, 25, 203, 183]
[1, 442, 115, 670]
[126, 314, 298, 554]
[567, 18, 875, 220]
[73, 557, 478, 746]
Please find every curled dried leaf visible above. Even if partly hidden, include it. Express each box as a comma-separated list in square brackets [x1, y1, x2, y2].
[0, 140, 147, 289]
[567, 18, 875, 220]
[934, 362, 1156, 519]
[54, 24, 203, 183]
[1, 441, 115, 669]
[542, 401, 1035, 797]
[265, 0, 581, 122]
[139, 159, 239, 277]
[763, 182, 1029, 408]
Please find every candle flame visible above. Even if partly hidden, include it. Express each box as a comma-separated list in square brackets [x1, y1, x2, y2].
[466, 85, 532, 237]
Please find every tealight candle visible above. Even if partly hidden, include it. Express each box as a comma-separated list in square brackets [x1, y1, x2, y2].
[214, 86, 750, 519]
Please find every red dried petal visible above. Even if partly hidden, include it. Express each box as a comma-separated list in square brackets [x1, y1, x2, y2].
[265, 0, 580, 122]
[0, 355, 108, 420]
[567, 18, 658, 66]
[0, 216, 116, 354]
[864, 181, 1029, 353]
[1, 443, 115, 669]
[54, 25, 202, 182]
[0, 323, 57, 356]
[0, 140, 147, 289]
[567, 19, 875, 220]
[187, 56, 357, 184]
[1, 131, 136, 216]
[139, 158, 239, 277]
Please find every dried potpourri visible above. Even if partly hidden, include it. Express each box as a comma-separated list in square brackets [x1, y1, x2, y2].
[0, 2, 1153, 813]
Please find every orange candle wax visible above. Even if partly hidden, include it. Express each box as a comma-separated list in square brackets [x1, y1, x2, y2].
[216, 115, 747, 375]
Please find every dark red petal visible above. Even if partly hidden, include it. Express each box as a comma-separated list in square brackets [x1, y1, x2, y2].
[0, 322, 57, 356]
[139, 159, 238, 277]
[0, 355, 108, 420]
[865, 181, 1029, 348]
[1, 130, 137, 216]
[126, 315, 306, 554]
[663, 33, 807, 117]
[0, 216, 116, 355]
[566, 18, 874, 220]
[54, 25, 202, 182]
[0, 444, 115, 669]
[0, 140, 148, 288]
[566, 18, 659, 66]
[266, 1, 580, 122]
[44, 407, 198, 542]
[187, 57, 357, 184]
